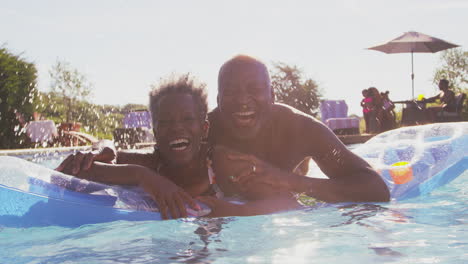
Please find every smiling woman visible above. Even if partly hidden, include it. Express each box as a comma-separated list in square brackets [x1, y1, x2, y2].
[67, 74, 217, 219]
[149, 75, 209, 167]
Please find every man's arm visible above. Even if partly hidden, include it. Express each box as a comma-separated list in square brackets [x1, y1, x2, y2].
[293, 122, 390, 202]
[424, 92, 441, 103]
[278, 105, 389, 202]
[222, 119, 390, 203]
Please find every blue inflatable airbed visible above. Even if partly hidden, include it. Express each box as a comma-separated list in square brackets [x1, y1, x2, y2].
[0, 122, 467, 227]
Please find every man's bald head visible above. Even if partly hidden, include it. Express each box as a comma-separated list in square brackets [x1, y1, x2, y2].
[218, 55, 271, 92]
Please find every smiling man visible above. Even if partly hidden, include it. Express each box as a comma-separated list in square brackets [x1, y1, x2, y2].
[206, 55, 389, 203]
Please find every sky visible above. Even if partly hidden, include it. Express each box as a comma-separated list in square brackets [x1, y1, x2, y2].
[1, 0, 467, 116]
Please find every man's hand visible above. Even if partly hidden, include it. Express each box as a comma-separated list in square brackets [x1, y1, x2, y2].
[140, 174, 200, 220]
[56, 146, 116, 176]
[226, 152, 291, 191]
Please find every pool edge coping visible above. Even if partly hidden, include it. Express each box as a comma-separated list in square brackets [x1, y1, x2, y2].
[0, 146, 92, 156]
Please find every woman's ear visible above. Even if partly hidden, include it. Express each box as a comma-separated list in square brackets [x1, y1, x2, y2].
[202, 119, 210, 139]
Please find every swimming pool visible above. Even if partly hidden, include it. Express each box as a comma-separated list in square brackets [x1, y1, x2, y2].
[1, 171, 466, 263]
[1, 134, 467, 263]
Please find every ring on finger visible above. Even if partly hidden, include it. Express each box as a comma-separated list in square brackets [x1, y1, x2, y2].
[252, 165, 256, 173]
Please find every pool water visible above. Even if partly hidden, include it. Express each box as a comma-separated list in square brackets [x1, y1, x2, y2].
[1, 153, 467, 264]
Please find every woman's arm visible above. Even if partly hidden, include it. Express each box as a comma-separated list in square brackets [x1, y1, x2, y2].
[56, 140, 156, 176]
[76, 162, 147, 185]
[77, 162, 199, 219]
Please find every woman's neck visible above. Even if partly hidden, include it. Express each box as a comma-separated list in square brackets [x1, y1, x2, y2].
[158, 149, 209, 188]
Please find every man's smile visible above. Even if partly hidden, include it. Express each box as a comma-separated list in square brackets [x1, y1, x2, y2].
[232, 110, 256, 127]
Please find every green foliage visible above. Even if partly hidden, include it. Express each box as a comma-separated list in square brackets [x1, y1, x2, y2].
[270, 62, 322, 117]
[37, 91, 125, 139]
[121, 103, 148, 113]
[433, 48, 467, 93]
[432, 48, 468, 119]
[76, 101, 124, 140]
[0, 52, 147, 148]
[49, 61, 92, 123]
[0, 47, 38, 149]
[43, 61, 126, 139]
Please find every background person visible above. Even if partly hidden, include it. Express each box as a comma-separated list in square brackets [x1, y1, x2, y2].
[367, 87, 383, 133]
[360, 89, 373, 133]
[423, 79, 456, 122]
[380, 90, 396, 131]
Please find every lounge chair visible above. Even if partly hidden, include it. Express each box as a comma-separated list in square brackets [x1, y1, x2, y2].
[435, 93, 466, 122]
[320, 100, 360, 135]
[114, 110, 155, 148]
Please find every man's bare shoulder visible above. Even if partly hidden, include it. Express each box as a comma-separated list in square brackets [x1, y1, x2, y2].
[271, 103, 327, 131]
[271, 103, 343, 156]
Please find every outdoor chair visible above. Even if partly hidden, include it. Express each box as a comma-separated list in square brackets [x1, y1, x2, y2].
[435, 93, 466, 122]
[320, 100, 360, 135]
[114, 110, 154, 148]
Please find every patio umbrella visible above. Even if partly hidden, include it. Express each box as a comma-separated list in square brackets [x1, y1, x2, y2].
[368, 31, 459, 99]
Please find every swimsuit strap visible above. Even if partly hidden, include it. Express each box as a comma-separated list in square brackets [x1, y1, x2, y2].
[156, 146, 224, 199]
[206, 152, 224, 199]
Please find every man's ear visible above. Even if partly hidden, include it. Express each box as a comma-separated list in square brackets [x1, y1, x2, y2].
[152, 122, 158, 137]
[270, 87, 275, 103]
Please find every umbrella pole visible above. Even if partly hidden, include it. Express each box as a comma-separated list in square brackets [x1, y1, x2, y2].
[411, 51, 414, 99]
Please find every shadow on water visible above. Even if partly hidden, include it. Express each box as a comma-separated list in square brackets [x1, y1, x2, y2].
[331, 203, 391, 227]
[167, 218, 233, 264]
[328, 203, 409, 259]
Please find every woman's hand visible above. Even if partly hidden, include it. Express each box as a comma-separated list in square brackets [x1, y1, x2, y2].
[56, 146, 116, 175]
[139, 173, 200, 220]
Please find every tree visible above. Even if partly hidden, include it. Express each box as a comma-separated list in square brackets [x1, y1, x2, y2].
[432, 48, 467, 93]
[432, 48, 468, 119]
[49, 61, 92, 123]
[270, 62, 321, 117]
[37, 91, 125, 140]
[121, 103, 148, 113]
[0, 46, 38, 149]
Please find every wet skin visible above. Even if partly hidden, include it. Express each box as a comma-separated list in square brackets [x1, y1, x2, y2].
[58, 56, 390, 204]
